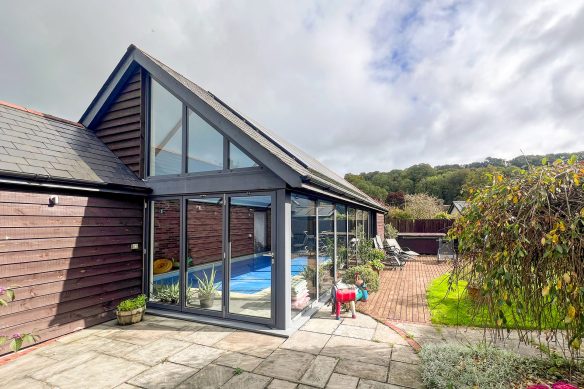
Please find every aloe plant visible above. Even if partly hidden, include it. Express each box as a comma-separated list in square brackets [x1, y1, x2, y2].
[153, 282, 180, 304]
[194, 266, 218, 300]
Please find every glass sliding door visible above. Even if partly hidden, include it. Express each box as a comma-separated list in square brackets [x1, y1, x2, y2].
[185, 197, 224, 312]
[228, 195, 273, 320]
[317, 201, 334, 297]
[150, 199, 181, 306]
[347, 207, 356, 267]
[335, 205, 348, 277]
[290, 194, 317, 318]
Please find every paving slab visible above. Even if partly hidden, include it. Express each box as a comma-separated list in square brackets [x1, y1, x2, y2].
[3, 377, 53, 389]
[0, 354, 57, 378]
[321, 336, 392, 366]
[44, 353, 148, 389]
[125, 337, 190, 366]
[333, 324, 375, 340]
[372, 324, 408, 346]
[222, 371, 272, 389]
[176, 364, 235, 389]
[168, 343, 225, 369]
[183, 325, 234, 346]
[268, 379, 299, 388]
[214, 351, 264, 371]
[326, 373, 359, 389]
[387, 361, 423, 388]
[301, 318, 341, 334]
[38, 335, 112, 360]
[335, 359, 388, 382]
[390, 345, 420, 365]
[281, 330, 331, 354]
[255, 349, 315, 382]
[91, 338, 141, 357]
[214, 331, 285, 358]
[127, 361, 198, 389]
[31, 350, 100, 381]
[299, 355, 338, 388]
[342, 314, 379, 329]
[357, 379, 402, 389]
[108, 323, 174, 346]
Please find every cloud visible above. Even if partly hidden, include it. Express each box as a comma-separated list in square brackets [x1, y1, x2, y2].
[0, 0, 582, 174]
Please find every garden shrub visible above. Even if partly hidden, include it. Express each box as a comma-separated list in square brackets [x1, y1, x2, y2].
[384, 223, 399, 239]
[449, 157, 584, 356]
[342, 265, 380, 292]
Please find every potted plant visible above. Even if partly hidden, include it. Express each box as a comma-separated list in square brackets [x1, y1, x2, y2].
[194, 266, 218, 308]
[152, 282, 180, 304]
[368, 258, 385, 274]
[116, 294, 146, 325]
[368, 249, 386, 274]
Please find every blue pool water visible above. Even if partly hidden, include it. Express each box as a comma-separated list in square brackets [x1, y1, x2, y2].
[154, 255, 313, 295]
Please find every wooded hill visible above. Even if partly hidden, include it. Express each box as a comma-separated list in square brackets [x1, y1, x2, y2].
[345, 151, 584, 205]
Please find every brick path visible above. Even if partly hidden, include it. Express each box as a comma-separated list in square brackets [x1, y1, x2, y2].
[358, 256, 450, 324]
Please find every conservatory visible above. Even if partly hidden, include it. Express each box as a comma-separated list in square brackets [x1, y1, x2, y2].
[80, 45, 386, 331]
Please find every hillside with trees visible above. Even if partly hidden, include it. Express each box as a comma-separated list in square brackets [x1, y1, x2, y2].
[345, 151, 584, 205]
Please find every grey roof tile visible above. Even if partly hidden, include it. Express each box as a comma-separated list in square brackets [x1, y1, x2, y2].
[0, 104, 144, 189]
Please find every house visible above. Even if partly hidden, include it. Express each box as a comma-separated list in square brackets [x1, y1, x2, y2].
[0, 45, 385, 353]
[448, 200, 467, 217]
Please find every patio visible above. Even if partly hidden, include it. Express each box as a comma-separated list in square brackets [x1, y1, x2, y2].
[357, 256, 450, 324]
[0, 310, 422, 389]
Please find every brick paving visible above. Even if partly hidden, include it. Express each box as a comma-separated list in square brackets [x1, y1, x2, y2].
[358, 256, 450, 324]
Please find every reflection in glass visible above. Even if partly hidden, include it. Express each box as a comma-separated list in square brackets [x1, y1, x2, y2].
[229, 196, 272, 318]
[151, 200, 181, 305]
[185, 197, 224, 311]
[363, 211, 370, 240]
[318, 201, 334, 297]
[347, 207, 356, 267]
[150, 79, 183, 176]
[229, 142, 258, 169]
[187, 109, 224, 173]
[335, 204, 348, 277]
[290, 194, 317, 318]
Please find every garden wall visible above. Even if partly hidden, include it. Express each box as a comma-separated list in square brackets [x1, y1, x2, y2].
[0, 187, 144, 355]
[387, 218, 453, 255]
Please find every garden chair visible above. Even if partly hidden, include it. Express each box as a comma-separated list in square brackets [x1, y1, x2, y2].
[384, 238, 420, 257]
[373, 236, 404, 269]
[376, 236, 412, 263]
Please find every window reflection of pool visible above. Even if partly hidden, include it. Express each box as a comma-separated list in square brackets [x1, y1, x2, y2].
[153, 255, 323, 295]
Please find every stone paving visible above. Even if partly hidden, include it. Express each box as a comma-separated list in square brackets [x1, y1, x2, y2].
[0, 309, 423, 389]
[357, 256, 450, 324]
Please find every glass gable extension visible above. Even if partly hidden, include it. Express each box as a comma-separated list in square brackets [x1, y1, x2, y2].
[148, 78, 261, 176]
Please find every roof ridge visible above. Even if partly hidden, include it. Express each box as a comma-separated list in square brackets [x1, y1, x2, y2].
[0, 100, 84, 128]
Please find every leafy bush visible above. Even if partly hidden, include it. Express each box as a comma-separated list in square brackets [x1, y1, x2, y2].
[434, 211, 453, 220]
[388, 207, 413, 220]
[449, 157, 584, 356]
[403, 193, 445, 219]
[342, 265, 380, 292]
[421, 343, 584, 388]
[368, 258, 385, 272]
[117, 294, 147, 312]
[384, 223, 399, 239]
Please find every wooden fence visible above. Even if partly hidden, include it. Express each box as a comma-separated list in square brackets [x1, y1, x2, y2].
[387, 218, 454, 234]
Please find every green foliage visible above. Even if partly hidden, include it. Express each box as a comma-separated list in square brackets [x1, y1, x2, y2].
[368, 258, 385, 272]
[342, 265, 380, 292]
[0, 287, 38, 352]
[117, 294, 146, 312]
[384, 223, 399, 239]
[387, 207, 413, 220]
[403, 193, 444, 219]
[434, 211, 453, 220]
[194, 266, 218, 298]
[0, 286, 15, 306]
[420, 343, 584, 388]
[233, 367, 243, 375]
[345, 151, 584, 204]
[153, 282, 180, 304]
[449, 158, 584, 355]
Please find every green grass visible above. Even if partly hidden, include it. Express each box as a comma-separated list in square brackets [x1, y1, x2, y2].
[426, 274, 561, 329]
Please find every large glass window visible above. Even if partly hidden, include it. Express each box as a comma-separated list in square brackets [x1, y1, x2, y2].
[318, 201, 334, 296]
[187, 109, 224, 173]
[290, 194, 317, 318]
[150, 80, 183, 176]
[347, 207, 356, 267]
[364, 211, 370, 240]
[185, 197, 224, 311]
[229, 142, 258, 169]
[336, 205, 348, 276]
[150, 199, 181, 305]
[229, 196, 272, 318]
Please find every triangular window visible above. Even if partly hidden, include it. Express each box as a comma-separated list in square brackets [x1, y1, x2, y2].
[229, 142, 258, 169]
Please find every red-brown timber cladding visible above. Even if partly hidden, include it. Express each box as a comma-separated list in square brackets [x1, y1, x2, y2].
[93, 67, 144, 177]
[0, 188, 144, 355]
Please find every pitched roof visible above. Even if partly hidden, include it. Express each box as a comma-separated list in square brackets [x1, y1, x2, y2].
[0, 101, 146, 190]
[448, 200, 467, 213]
[82, 45, 385, 211]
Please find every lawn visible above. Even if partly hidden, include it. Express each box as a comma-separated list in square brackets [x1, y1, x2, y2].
[426, 274, 561, 329]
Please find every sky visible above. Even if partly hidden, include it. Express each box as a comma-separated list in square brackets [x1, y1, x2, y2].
[1, 1, 583, 174]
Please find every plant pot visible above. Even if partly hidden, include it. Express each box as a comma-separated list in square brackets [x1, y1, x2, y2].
[116, 307, 145, 326]
[199, 296, 215, 308]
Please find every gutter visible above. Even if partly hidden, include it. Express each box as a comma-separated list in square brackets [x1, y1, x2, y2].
[0, 171, 150, 197]
[300, 182, 387, 213]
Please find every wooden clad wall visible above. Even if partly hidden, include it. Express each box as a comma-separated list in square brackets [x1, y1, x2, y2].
[94, 68, 144, 177]
[0, 188, 144, 355]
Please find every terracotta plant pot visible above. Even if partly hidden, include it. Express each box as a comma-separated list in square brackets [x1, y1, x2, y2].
[116, 307, 145, 326]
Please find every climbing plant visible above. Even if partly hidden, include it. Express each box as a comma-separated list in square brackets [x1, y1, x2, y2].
[449, 156, 584, 355]
[0, 287, 39, 352]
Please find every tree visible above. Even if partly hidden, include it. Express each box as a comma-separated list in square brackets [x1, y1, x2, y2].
[449, 157, 584, 356]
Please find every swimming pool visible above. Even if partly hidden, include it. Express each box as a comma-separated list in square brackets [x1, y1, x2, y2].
[153, 255, 322, 295]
